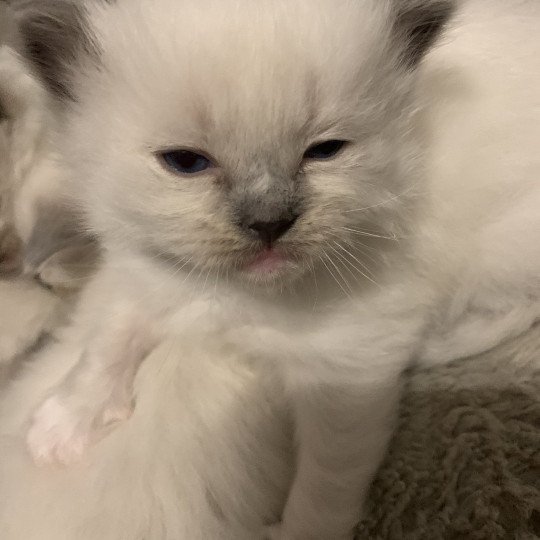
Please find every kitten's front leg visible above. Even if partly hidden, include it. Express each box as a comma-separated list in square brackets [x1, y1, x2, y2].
[267, 371, 403, 540]
[27, 310, 158, 465]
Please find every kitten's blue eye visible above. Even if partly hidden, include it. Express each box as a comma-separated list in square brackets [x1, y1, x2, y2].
[161, 150, 212, 175]
[303, 140, 347, 160]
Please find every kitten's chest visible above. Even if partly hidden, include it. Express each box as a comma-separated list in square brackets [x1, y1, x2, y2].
[161, 289, 367, 364]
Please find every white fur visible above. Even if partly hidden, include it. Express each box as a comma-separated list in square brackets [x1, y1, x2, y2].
[3, 0, 540, 539]
[416, 0, 540, 362]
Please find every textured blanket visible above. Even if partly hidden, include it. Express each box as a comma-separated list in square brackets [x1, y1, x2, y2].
[358, 324, 540, 539]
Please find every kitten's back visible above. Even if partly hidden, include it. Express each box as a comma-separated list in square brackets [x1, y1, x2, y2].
[418, 0, 540, 362]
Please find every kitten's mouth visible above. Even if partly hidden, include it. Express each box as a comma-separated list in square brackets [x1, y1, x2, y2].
[244, 247, 288, 275]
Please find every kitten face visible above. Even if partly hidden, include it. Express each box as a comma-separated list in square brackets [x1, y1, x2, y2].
[44, 0, 451, 288]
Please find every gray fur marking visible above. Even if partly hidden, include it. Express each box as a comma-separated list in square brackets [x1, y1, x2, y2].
[12, 0, 102, 100]
[230, 173, 302, 233]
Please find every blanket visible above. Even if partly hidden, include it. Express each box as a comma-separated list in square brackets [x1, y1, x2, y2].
[358, 324, 540, 539]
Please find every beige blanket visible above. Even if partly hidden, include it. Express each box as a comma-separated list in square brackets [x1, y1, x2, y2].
[358, 324, 540, 539]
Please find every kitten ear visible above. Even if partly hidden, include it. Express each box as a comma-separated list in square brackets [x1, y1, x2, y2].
[12, 0, 100, 100]
[393, 0, 457, 67]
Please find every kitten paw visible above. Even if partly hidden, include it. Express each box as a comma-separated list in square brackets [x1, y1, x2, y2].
[26, 395, 92, 466]
[26, 394, 133, 466]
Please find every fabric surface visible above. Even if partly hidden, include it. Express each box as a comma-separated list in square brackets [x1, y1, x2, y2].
[358, 324, 540, 540]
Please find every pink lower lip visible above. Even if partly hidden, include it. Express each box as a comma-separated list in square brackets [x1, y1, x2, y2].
[246, 248, 286, 273]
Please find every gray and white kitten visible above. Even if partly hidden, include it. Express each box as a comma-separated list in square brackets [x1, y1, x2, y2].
[11, 0, 540, 538]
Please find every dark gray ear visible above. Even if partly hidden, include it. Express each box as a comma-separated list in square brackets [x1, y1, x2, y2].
[393, 0, 456, 68]
[11, 0, 99, 100]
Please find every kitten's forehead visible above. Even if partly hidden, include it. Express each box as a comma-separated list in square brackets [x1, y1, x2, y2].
[84, 0, 391, 148]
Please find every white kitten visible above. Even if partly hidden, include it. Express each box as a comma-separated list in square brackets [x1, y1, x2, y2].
[12, 0, 540, 538]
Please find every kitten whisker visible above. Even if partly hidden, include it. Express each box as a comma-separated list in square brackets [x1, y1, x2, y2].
[333, 241, 378, 280]
[326, 231, 381, 267]
[330, 242, 380, 288]
[201, 266, 212, 296]
[339, 227, 399, 241]
[344, 186, 417, 213]
[325, 244, 363, 283]
[319, 249, 352, 298]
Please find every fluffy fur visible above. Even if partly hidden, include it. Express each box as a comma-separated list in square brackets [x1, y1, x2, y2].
[1, 336, 296, 540]
[4, 0, 540, 538]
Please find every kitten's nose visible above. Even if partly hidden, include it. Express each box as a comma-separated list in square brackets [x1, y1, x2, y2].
[247, 216, 297, 245]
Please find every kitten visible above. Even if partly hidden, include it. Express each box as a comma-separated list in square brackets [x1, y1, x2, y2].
[0, 3, 72, 276]
[0, 3, 97, 366]
[12, 0, 540, 538]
